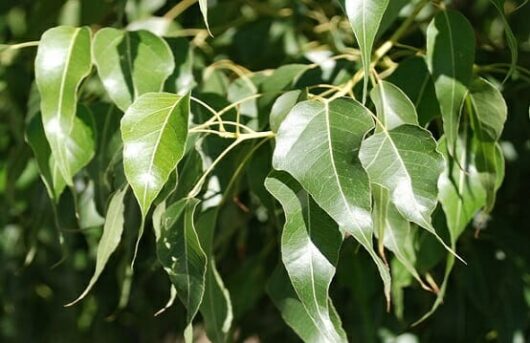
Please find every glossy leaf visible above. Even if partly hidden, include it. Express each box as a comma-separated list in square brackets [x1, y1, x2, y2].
[469, 77, 507, 142]
[269, 90, 305, 133]
[34, 26, 93, 185]
[121, 92, 189, 217]
[157, 198, 207, 324]
[370, 80, 418, 130]
[25, 113, 66, 201]
[427, 10, 475, 151]
[67, 186, 128, 305]
[272, 98, 391, 299]
[359, 125, 447, 247]
[339, 0, 390, 102]
[386, 57, 441, 126]
[92, 28, 174, 112]
[265, 171, 347, 343]
[267, 266, 346, 343]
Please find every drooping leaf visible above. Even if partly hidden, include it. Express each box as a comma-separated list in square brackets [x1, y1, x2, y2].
[196, 209, 233, 343]
[265, 171, 347, 343]
[386, 57, 441, 126]
[25, 113, 66, 201]
[468, 77, 508, 142]
[474, 140, 504, 213]
[370, 80, 418, 131]
[121, 92, 189, 217]
[267, 266, 346, 343]
[372, 183, 426, 289]
[338, 0, 390, 102]
[92, 28, 174, 112]
[489, 0, 518, 80]
[427, 10, 475, 151]
[35, 26, 94, 185]
[359, 125, 448, 250]
[199, 0, 212, 36]
[272, 98, 391, 300]
[66, 186, 128, 306]
[156, 198, 207, 324]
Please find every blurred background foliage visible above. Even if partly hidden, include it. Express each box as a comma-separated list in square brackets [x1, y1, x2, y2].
[0, 0, 529, 342]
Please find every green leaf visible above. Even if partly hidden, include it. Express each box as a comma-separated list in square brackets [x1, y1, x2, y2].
[66, 186, 128, 306]
[370, 80, 418, 130]
[265, 171, 347, 343]
[267, 266, 346, 343]
[272, 98, 391, 300]
[427, 10, 475, 151]
[474, 140, 504, 213]
[156, 198, 207, 324]
[438, 135, 486, 242]
[372, 184, 426, 290]
[469, 77, 507, 142]
[35, 26, 93, 185]
[121, 92, 189, 217]
[25, 113, 66, 201]
[269, 90, 306, 133]
[197, 209, 233, 343]
[199, 0, 212, 36]
[359, 125, 450, 251]
[92, 28, 174, 112]
[339, 0, 390, 102]
[489, 0, 518, 80]
[386, 57, 441, 126]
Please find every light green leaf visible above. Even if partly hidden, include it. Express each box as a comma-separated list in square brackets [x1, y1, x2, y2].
[427, 10, 475, 151]
[157, 198, 207, 324]
[469, 77, 507, 142]
[339, 0, 390, 102]
[474, 139, 505, 213]
[92, 28, 174, 112]
[265, 171, 347, 343]
[370, 80, 418, 131]
[35, 26, 93, 185]
[272, 98, 391, 300]
[270, 90, 306, 133]
[490, 0, 518, 80]
[267, 266, 346, 343]
[66, 186, 128, 306]
[25, 113, 66, 201]
[199, 0, 212, 36]
[359, 125, 450, 252]
[121, 92, 189, 217]
[197, 209, 233, 343]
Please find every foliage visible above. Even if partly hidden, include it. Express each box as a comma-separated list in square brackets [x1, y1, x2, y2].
[0, 0, 529, 342]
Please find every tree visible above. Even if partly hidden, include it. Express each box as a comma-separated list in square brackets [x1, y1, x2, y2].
[0, 0, 529, 341]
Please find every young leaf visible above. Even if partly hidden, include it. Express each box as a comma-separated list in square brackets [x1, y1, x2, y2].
[196, 209, 233, 343]
[265, 171, 347, 343]
[92, 28, 174, 112]
[370, 80, 419, 131]
[35, 26, 93, 185]
[427, 10, 475, 151]
[359, 125, 450, 252]
[272, 98, 391, 300]
[25, 113, 66, 201]
[66, 186, 128, 306]
[121, 92, 189, 217]
[338, 0, 390, 102]
[157, 198, 207, 325]
[474, 140, 504, 213]
[468, 77, 508, 142]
